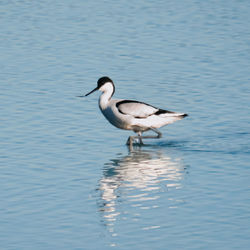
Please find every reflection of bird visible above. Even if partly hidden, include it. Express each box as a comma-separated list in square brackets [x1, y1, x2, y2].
[101, 150, 184, 192]
[98, 149, 185, 224]
[80, 76, 188, 146]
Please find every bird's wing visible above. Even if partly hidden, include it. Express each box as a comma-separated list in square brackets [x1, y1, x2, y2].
[116, 100, 166, 118]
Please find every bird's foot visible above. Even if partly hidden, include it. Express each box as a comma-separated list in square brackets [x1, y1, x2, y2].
[126, 136, 131, 145]
[157, 133, 162, 138]
[126, 136, 144, 147]
[136, 136, 144, 145]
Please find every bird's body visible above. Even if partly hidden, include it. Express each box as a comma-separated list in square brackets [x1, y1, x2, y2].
[100, 98, 186, 132]
[82, 77, 188, 147]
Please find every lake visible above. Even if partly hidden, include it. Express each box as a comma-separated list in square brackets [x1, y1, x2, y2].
[0, 0, 250, 249]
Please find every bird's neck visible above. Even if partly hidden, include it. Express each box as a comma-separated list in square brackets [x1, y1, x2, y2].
[98, 90, 113, 110]
[98, 82, 115, 110]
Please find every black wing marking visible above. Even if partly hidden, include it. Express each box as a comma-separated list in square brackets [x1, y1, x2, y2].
[116, 100, 175, 118]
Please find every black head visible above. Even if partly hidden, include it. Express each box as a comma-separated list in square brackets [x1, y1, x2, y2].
[84, 76, 115, 97]
[97, 76, 113, 88]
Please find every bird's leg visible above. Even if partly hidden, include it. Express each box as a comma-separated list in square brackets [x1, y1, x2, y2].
[126, 136, 143, 146]
[139, 128, 162, 140]
[126, 136, 133, 146]
[126, 129, 161, 147]
[126, 131, 144, 147]
[126, 136, 137, 151]
[126, 136, 137, 148]
[150, 128, 162, 138]
[138, 131, 144, 145]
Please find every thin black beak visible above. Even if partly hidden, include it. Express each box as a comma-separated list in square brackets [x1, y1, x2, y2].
[77, 86, 98, 97]
[85, 86, 99, 96]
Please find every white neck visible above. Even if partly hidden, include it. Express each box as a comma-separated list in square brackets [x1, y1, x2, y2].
[98, 82, 114, 109]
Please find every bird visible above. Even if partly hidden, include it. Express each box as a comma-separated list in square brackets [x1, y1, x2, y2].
[79, 76, 188, 147]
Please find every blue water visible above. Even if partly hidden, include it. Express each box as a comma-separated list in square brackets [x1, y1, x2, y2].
[1, 0, 250, 249]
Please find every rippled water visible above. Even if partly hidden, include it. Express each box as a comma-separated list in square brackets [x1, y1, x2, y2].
[1, 0, 250, 249]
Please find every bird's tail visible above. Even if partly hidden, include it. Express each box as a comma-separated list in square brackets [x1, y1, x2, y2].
[162, 112, 188, 119]
[178, 113, 188, 118]
[158, 112, 188, 126]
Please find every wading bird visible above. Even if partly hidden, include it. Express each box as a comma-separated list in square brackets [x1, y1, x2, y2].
[80, 77, 188, 147]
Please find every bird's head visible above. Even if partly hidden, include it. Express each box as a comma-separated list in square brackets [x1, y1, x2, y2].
[83, 76, 115, 97]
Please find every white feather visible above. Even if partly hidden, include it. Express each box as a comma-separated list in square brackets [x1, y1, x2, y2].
[117, 101, 158, 118]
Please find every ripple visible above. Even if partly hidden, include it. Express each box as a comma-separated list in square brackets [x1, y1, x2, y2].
[97, 148, 187, 235]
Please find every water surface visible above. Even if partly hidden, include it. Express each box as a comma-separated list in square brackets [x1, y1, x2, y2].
[1, 0, 250, 249]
